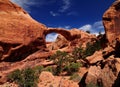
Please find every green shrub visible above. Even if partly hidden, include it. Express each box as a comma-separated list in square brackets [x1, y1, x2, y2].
[43, 66, 55, 75]
[22, 68, 38, 87]
[8, 68, 39, 87]
[8, 69, 22, 84]
[33, 65, 44, 74]
[50, 50, 69, 75]
[64, 62, 81, 75]
[69, 73, 81, 82]
[50, 50, 82, 75]
[86, 83, 99, 87]
[72, 47, 84, 60]
[72, 40, 102, 59]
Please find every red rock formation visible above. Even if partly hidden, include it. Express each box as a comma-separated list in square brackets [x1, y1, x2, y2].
[0, 0, 47, 61]
[47, 28, 96, 51]
[45, 28, 81, 41]
[103, 0, 120, 47]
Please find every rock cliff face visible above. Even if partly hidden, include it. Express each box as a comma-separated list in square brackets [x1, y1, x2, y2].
[0, 0, 47, 61]
[103, 0, 120, 47]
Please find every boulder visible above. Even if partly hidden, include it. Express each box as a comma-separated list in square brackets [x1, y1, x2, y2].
[86, 51, 104, 64]
[82, 57, 120, 87]
[47, 34, 69, 50]
[38, 71, 79, 87]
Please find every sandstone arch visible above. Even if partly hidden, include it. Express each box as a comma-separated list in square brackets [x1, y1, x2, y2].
[44, 28, 81, 41]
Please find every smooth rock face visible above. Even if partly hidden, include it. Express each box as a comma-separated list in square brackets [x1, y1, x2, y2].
[86, 51, 104, 64]
[103, 0, 120, 47]
[0, 0, 48, 61]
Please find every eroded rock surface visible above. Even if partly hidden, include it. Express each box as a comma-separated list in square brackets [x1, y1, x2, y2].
[0, 0, 47, 61]
[103, 0, 120, 48]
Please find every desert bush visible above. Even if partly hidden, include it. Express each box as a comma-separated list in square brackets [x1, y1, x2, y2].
[33, 65, 44, 74]
[8, 69, 22, 84]
[72, 46, 84, 59]
[8, 68, 39, 87]
[86, 83, 100, 87]
[64, 62, 81, 75]
[50, 50, 69, 75]
[43, 66, 55, 75]
[69, 73, 81, 82]
[50, 50, 82, 75]
[22, 68, 38, 87]
[72, 40, 102, 59]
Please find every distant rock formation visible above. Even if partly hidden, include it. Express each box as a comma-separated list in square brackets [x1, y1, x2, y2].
[45, 28, 81, 41]
[46, 28, 96, 50]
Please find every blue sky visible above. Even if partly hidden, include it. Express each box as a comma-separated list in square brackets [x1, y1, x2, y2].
[11, 0, 114, 41]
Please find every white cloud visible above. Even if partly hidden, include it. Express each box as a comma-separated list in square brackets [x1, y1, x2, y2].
[46, 33, 58, 42]
[59, 0, 71, 12]
[93, 21, 104, 29]
[50, 11, 59, 17]
[79, 24, 92, 31]
[64, 26, 71, 29]
[49, 0, 74, 16]
[79, 21, 104, 35]
[58, 25, 71, 29]
[67, 11, 78, 16]
[11, 0, 36, 12]
[93, 31, 105, 36]
[11, 0, 56, 12]
[11, 0, 73, 16]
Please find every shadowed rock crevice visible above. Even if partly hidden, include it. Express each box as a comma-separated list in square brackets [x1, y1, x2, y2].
[112, 72, 120, 87]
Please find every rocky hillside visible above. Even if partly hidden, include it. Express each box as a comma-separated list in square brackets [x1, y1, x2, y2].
[0, 0, 120, 87]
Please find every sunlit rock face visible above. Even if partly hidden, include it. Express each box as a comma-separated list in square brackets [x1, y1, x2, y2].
[103, 0, 120, 47]
[0, 0, 47, 61]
